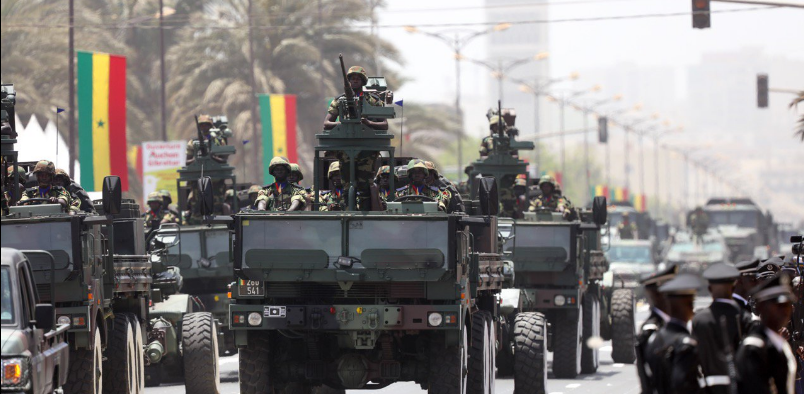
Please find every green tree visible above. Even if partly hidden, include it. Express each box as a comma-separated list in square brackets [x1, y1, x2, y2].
[791, 91, 804, 142]
[389, 102, 462, 167]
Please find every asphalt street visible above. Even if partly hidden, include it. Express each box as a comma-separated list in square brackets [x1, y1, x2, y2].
[144, 298, 713, 394]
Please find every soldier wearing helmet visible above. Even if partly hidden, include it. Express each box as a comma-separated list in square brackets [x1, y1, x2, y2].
[143, 191, 178, 230]
[617, 211, 638, 240]
[688, 206, 709, 243]
[323, 65, 387, 131]
[395, 159, 446, 211]
[242, 185, 262, 211]
[18, 160, 73, 212]
[424, 161, 461, 213]
[479, 115, 507, 157]
[159, 189, 180, 216]
[374, 165, 397, 201]
[52, 168, 94, 213]
[4, 165, 26, 202]
[186, 114, 227, 164]
[255, 157, 306, 211]
[319, 161, 348, 211]
[528, 174, 571, 215]
[288, 163, 304, 185]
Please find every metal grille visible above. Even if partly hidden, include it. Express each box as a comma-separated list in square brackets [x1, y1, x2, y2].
[37, 283, 52, 303]
[265, 282, 426, 300]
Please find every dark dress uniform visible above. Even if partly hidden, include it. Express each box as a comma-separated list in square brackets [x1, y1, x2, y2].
[645, 318, 704, 394]
[636, 265, 679, 394]
[736, 325, 797, 394]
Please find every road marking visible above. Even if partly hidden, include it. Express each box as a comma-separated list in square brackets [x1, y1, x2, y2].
[613, 363, 624, 368]
[565, 383, 582, 388]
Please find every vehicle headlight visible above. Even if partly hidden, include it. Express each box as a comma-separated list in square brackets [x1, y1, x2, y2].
[247, 312, 262, 327]
[428, 312, 443, 327]
[554, 295, 566, 306]
[57, 315, 71, 326]
[2, 357, 27, 386]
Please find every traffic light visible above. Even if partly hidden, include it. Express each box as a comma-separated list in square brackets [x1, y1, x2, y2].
[692, 0, 710, 29]
[757, 74, 769, 108]
[598, 116, 608, 143]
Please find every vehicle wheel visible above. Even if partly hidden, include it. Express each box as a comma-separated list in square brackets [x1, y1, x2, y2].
[468, 311, 492, 394]
[487, 314, 496, 394]
[512, 312, 547, 394]
[313, 385, 346, 394]
[144, 365, 162, 387]
[125, 314, 145, 394]
[182, 312, 221, 394]
[551, 308, 582, 379]
[581, 295, 600, 374]
[239, 331, 277, 394]
[104, 314, 137, 394]
[599, 293, 612, 341]
[611, 289, 637, 364]
[495, 315, 514, 377]
[65, 326, 103, 394]
[428, 329, 468, 394]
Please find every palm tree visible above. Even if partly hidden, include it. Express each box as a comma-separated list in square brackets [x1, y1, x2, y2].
[389, 102, 462, 167]
[791, 91, 804, 142]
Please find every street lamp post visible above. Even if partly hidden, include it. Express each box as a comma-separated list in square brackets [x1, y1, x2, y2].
[404, 23, 511, 182]
[547, 85, 602, 178]
[572, 94, 622, 204]
[463, 53, 549, 102]
[651, 125, 682, 218]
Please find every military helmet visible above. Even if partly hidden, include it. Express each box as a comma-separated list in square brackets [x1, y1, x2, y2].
[424, 161, 438, 176]
[554, 182, 562, 194]
[489, 115, 507, 128]
[225, 189, 235, 198]
[328, 161, 341, 178]
[375, 165, 398, 181]
[54, 168, 70, 181]
[7, 166, 25, 177]
[147, 191, 162, 203]
[268, 156, 291, 176]
[197, 114, 213, 125]
[32, 160, 55, 175]
[159, 189, 172, 203]
[289, 163, 304, 181]
[347, 66, 368, 86]
[514, 174, 527, 187]
[538, 174, 556, 187]
[406, 159, 428, 174]
[248, 185, 262, 194]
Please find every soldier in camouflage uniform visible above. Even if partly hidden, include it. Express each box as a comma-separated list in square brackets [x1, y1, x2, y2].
[4, 166, 26, 202]
[186, 114, 227, 164]
[688, 206, 709, 243]
[617, 212, 639, 240]
[479, 115, 506, 157]
[256, 157, 306, 211]
[374, 165, 396, 202]
[241, 185, 262, 211]
[18, 160, 73, 213]
[395, 159, 446, 211]
[160, 189, 180, 216]
[528, 174, 571, 214]
[319, 161, 348, 212]
[184, 180, 231, 224]
[499, 174, 528, 219]
[143, 191, 179, 230]
[288, 163, 313, 210]
[53, 168, 94, 213]
[323, 65, 387, 207]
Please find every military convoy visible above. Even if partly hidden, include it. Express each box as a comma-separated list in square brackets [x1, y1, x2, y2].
[698, 197, 777, 262]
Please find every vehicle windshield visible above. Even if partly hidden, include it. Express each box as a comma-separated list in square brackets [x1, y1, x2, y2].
[606, 245, 652, 264]
[205, 230, 230, 267]
[507, 225, 571, 263]
[1, 268, 14, 324]
[669, 241, 725, 254]
[0, 222, 73, 269]
[707, 211, 759, 229]
[167, 231, 202, 269]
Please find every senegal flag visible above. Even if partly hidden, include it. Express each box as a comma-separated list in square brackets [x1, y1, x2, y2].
[258, 94, 298, 183]
[77, 51, 128, 191]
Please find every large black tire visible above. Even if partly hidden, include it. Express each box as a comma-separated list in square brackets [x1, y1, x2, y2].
[468, 311, 492, 394]
[580, 295, 600, 374]
[551, 309, 582, 379]
[599, 292, 612, 341]
[496, 315, 514, 377]
[104, 314, 137, 394]
[65, 326, 103, 394]
[513, 312, 547, 394]
[428, 329, 468, 394]
[239, 331, 276, 394]
[182, 312, 221, 394]
[611, 289, 637, 364]
[125, 313, 145, 394]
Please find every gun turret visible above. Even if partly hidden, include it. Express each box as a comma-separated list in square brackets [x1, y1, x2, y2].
[194, 115, 208, 157]
[339, 54, 358, 120]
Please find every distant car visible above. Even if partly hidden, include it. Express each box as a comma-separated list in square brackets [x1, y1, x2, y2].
[603, 240, 656, 299]
[1, 248, 70, 394]
[663, 232, 730, 273]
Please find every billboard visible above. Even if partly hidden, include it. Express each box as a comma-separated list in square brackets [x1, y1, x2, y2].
[142, 141, 185, 204]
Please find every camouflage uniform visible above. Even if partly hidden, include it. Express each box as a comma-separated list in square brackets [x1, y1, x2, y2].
[479, 116, 506, 156]
[18, 161, 74, 212]
[159, 189, 180, 216]
[54, 168, 93, 213]
[528, 175, 571, 212]
[689, 208, 709, 239]
[255, 157, 307, 211]
[374, 165, 395, 202]
[186, 115, 227, 160]
[319, 161, 347, 211]
[184, 180, 228, 225]
[143, 192, 179, 230]
[617, 220, 638, 239]
[395, 160, 446, 211]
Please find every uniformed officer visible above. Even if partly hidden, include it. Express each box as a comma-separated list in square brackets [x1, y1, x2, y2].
[691, 263, 754, 393]
[735, 273, 798, 394]
[159, 189, 180, 216]
[319, 161, 347, 212]
[241, 185, 262, 211]
[143, 191, 179, 230]
[424, 161, 456, 212]
[374, 165, 395, 201]
[689, 206, 710, 242]
[288, 163, 304, 186]
[528, 174, 572, 215]
[256, 157, 306, 212]
[186, 114, 227, 164]
[644, 273, 705, 394]
[18, 160, 72, 213]
[734, 259, 761, 313]
[395, 159, 446, 211]
[618, 212, 639, 240]
[479, 115, 506, 157]
[52, 168, 88, 213]
[636, 264, 679, 394]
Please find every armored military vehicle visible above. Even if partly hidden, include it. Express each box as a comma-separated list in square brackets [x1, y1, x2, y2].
[228, 58, 502, 393]
[698, 198, 776, 262]
[1, 247, 70, 394]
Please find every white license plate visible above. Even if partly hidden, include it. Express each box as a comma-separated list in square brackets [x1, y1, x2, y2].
[238, 280, 265, 297]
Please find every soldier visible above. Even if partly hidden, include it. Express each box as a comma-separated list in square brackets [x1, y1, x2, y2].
[395, 159, 446, 211]
[52, 168, 94, 213]
[644, 273, 705, 394]
[241, 185, 262, 211]
[618, 212, 639, 240]
[186, 114, 226, 164]
[691, 263, 755, 393]
[159, 189, 179, 216]
[224, 189, 236, 210]
[143, 191, 179, 231]
[689, 206, 710, 243]
[4, 166, 26, 202]
[374, 165, 395, 201]
[636, 264, 679, 394]
[734, 259, 761, 313]
[288, 163, 304, 186]
[428, 161, 465, 213]
[528, 174, 571, 215]
[479, 115, 506, 157]
[18, 160, 72, 213]
[320, 161, 347, 212]
[323, 65, 387, 207]
[736, 274, 798, 394]
[255, 157, 306, 212]
[424, 161, 454, 211]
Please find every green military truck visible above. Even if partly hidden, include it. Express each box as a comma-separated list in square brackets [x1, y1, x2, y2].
[698, 198, 776, 262]
[1, 248, 70, 394]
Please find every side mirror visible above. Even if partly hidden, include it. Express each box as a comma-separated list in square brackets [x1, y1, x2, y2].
[34, 304, 55, 331]
[102, 176, 122, 215]
[478, 176, 499, 216]
[592, 196, 608, 226]
[198, 177, 214, 216]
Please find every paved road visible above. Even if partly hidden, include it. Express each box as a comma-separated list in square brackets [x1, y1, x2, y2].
[144, 298, 712, 394]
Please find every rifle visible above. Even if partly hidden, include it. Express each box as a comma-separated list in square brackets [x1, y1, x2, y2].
[194, 115, 208, 157]
[339, 54, 358, 120]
